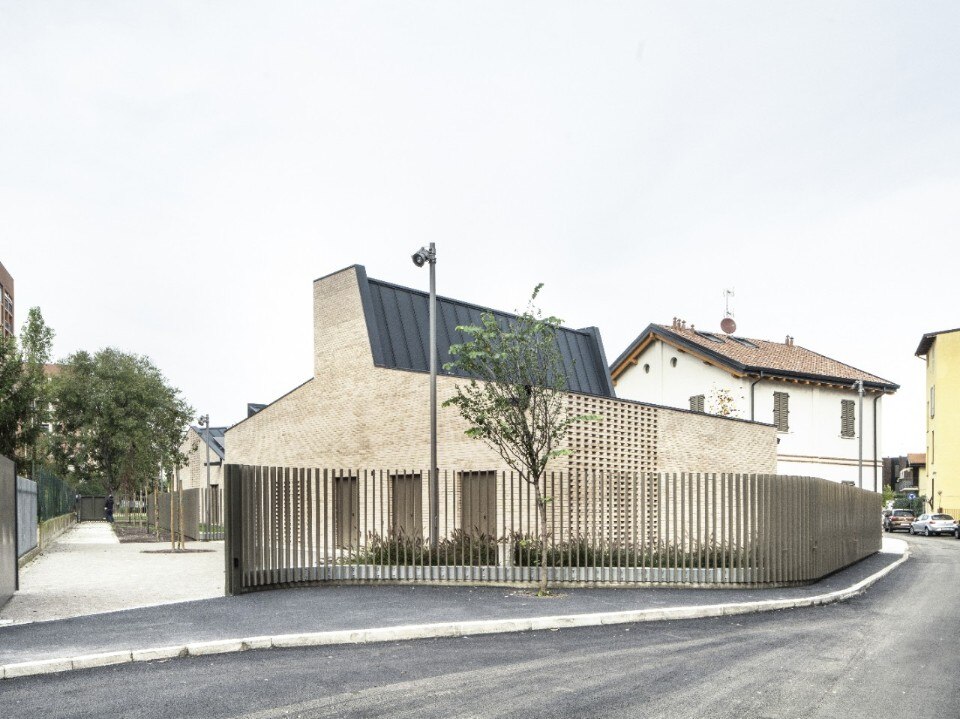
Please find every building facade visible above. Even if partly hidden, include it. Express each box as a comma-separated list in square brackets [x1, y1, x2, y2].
[611, 319, 898, 489]
[0, 260, 13, 338]
[916, 328, 960, 513]
[226, 267, 778, 478]
[177, 426, 226, 490]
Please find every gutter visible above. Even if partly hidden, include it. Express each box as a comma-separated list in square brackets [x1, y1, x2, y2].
[873, 393, 881, 492]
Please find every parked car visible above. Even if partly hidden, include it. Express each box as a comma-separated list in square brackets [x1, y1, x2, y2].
[883, 509, 915, 533]
[909, 514, 958, 536]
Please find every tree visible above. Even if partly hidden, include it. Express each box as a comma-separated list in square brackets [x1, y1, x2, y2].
[443, 285, 598, 595]
[50, 348, 194, 494]
[0, 307, 54, 468]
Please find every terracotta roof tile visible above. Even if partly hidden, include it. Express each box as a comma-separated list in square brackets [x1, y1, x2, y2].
[613, 323, 897, 389]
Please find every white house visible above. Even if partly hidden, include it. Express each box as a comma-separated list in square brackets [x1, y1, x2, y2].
[610, 319, 898, 490]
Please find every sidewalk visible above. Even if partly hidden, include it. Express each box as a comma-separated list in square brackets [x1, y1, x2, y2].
[0, 538, 908, 678]
[0, 522, 223, 625]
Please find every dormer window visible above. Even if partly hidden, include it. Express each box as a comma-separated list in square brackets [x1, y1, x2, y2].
[694, 331, 724, 344]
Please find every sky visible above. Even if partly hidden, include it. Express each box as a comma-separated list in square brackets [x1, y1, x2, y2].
[1, 1, 957, 455]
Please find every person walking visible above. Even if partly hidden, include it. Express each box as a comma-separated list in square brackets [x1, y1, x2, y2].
[105, 494, 115, 523]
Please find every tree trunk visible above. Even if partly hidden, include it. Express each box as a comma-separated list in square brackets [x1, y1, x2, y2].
[536, 477, 549, 596]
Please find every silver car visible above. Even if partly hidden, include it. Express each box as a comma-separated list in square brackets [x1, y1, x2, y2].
[910, 513, 958, 536]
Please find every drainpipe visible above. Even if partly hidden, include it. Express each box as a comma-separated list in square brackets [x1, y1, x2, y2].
[750, 372, 765, 421]
[873, 393, 881, 493]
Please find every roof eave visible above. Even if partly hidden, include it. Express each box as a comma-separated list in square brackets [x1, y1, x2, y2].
[743, 367, 899, 392]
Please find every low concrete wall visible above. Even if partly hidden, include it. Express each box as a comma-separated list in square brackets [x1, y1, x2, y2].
[17, 512, 76, 568]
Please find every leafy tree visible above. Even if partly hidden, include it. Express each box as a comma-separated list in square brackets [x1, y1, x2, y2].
[443, 285, 598, 595]
[50, 348, 194, 494]
[0, 307, 54, 469]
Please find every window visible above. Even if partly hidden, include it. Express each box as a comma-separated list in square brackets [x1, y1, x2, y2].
[930, 386, 935, 418]
[773, 391, 789, 432]
[670, 357, 678, 367]
[643, 363, 650, 373]
[694, 330, 725, 344]
[728, 336, 759, 349]
[689, 394, 705, 413]
[841, 400, 855, 438]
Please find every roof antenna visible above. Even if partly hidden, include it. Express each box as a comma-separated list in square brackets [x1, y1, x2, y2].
[720, 288, 737, 334]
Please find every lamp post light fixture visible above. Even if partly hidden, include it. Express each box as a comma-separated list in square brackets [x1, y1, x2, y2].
[411, 243, 439, 548]
[198, 414, 211, 489]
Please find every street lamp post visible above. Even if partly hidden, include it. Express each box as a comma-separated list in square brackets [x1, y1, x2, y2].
[412, 243, 439, 549]
[198, 414, 211, 489]
[852, 380, 864, 488]
[198, 413, 211, 537]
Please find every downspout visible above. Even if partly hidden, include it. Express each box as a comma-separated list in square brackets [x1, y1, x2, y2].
[873, 393, 881, 493]
[750, 371, 765, 421]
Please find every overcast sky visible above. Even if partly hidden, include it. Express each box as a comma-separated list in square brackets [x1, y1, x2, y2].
[2, 1, 957, 455]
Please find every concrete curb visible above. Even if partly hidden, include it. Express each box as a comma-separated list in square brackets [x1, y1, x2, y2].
[1, 545, 909, 680]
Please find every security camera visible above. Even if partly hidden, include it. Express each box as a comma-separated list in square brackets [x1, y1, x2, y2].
[411, 248, 430, 267]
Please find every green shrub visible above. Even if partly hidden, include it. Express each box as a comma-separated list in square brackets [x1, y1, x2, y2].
[346, 530, 499, 567]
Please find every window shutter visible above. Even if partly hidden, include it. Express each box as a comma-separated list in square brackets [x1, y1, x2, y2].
[689, 394, 705, 413]
[841, 400, 855, 438]
[773, 391, 789, 432]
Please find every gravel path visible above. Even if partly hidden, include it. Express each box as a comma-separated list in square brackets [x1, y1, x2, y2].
[0, 522, 223, 625]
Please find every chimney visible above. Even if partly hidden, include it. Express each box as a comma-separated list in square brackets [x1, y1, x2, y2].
[785, 335, 794, 346]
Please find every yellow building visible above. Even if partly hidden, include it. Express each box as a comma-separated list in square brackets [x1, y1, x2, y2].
[915, 328, 960, 514]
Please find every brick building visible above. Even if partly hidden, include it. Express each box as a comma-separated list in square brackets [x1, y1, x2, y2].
[0, 260, 13, 338]
[226, 266, 777, 477]
[177, 425, 227, 490]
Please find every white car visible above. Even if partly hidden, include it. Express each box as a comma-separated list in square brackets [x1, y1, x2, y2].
[909, 514, 958, 536]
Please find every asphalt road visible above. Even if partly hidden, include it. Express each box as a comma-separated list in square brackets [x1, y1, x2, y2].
[2, 535, 955, 719]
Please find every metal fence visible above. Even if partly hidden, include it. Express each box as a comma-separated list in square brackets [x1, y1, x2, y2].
[35, 468, 75, 522]
[145, 487, 223, 541]
[16, 476, 38, 558]
[224, 466, 882, 595]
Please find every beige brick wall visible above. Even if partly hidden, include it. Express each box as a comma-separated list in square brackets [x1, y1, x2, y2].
[227, 265, 777, 477]
[177, 428, 224, 490]
[658, 406, 778, 475]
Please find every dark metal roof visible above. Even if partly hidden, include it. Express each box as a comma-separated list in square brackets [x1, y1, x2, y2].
[191, 426, 227, 460]
[246, 403, 267, 418]
[915, 327, 960, 357]
[356, 267, 615, 397]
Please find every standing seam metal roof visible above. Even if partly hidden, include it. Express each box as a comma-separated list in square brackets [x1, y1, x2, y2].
[190, 426, 227, 460]
[356, 268, 615, 398]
